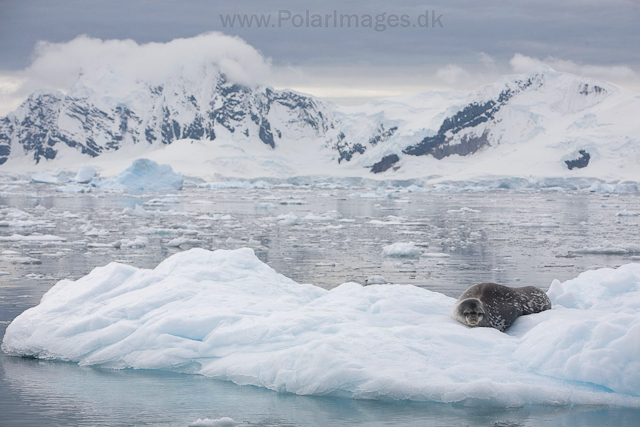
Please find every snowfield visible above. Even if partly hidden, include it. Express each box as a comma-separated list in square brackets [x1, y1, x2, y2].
[2, 248, 640, 407]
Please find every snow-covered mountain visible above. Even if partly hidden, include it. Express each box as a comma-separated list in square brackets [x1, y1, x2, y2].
[0, 63, 395, 167]
[340, 69, 640, 181]
[1, 65, 640, 183]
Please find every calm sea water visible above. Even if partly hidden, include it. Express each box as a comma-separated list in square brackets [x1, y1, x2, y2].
[1, 182, 639, 426]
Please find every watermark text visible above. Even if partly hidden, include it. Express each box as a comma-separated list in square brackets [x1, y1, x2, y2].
[220, 10, 444, 31]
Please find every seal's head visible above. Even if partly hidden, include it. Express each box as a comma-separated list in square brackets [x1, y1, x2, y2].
[454, 298, 486, 327]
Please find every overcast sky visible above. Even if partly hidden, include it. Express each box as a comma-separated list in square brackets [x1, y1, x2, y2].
[1, 0, 639, 114]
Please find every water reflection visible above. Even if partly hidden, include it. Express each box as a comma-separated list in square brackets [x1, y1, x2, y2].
[3, 355, 639, 427]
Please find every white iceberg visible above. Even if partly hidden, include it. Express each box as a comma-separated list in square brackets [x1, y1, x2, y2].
[2, 248, 640, 407]
[73, 166, 97, 183]
[99, 159, 183, 192]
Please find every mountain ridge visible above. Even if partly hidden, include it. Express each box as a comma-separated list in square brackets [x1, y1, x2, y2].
[1, 66, 639, 183]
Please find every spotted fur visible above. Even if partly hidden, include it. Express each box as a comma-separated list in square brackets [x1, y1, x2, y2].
[450, 283, 551, 332]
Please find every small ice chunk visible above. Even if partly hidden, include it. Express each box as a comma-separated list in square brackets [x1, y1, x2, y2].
[0, 234, 66, 242]
[120, 236, 149, 248]
[87, 241, 121, 249]
[365, 275, 389, 285]
[166, 236, 190, 248]
[616, 210, 639, 217]
[278, 213, 299, 225]
[382, 242, 421, 257]
[84, 228, 110, 237]
[571, 242, 630, 255]
[302, 211, 339, 222]
[0, 254, 42, 264]
[447, 207, 481, 213]
[122, 205, 148, 217]
[188, 417, 238, 427]
[144, 197, 181, 206]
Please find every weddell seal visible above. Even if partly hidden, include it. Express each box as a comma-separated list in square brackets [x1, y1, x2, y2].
[450, 283, 551, 332]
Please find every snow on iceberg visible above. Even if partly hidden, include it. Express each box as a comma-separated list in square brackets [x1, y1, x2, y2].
[99, 159, 183, 192]
[2, 248, 640, 408]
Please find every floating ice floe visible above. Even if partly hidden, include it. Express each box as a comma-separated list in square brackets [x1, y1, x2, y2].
[3, 248, 640, 408]
[0, 234, 66, 242]
[87, 241, 121, 249]
[382, 242, 421, 257]
[166, 236, 191, 248]
[616, 210, 639, 217]
[365, 275, 389, 285]
[0, 218, 49, 228]
[302, 211, 339, 222]
[143, 197, 181, 206]
[196, 214, 233, 221]
[99, 159, 183, 192]
[84, 228, 110, 237]
[0, 250, 41, 264]
[122, 205, 149, 217]
[278, 213, 300, 226]
[118, 236, 149, 248]
[570, 242, 640, 255]
[447, 207, 481, 213]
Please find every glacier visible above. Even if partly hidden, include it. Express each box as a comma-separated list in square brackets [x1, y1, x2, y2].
[2, 247, 640, 408]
